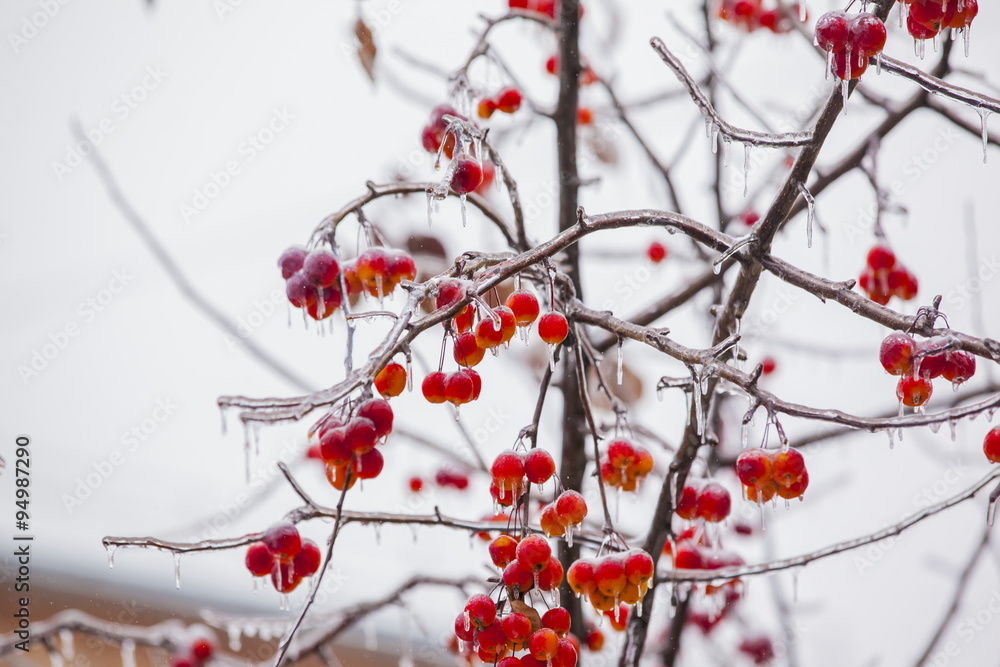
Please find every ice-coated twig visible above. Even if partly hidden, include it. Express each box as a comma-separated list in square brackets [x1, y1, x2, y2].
[572, 324, 616, 533]
[879, 54, 1000, 115]
[657, 468, 1000, 583]
[649, 38, 814, 148]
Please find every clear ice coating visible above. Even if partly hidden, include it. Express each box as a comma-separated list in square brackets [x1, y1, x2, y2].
[174, 552, 182, 589]
[977, 108, 991, 164]
[743, 143, 752, 197]
[617, 339, 624, 385]
[797, 182, 815, 248]
[107, 544, 116, 569]
[60, 629, 74, 660]
[121, 639, 137, 667]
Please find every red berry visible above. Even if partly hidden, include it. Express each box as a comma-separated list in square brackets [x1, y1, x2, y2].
[436, 279, 464, 309]
[245, 542, 273, 577]
[191, 638, 214, 661]
[478, 98, 498, 119]
[422, 372, 447, 404]
[675, 484, 699, 520]
[374, 362, 407, 398]
[307, 286, 341, 320]
[772, 448, 806, 488]
[907, 12, 940, 40]
[319, 428, 351, 467]
[593, 558, 627, 595]
[454, 613, 474, 642]
[262, 523, 301, 561]
[444, 371, 475, 406]
[542, 608, 571, 637]
[525, 449, 556, 484]
[453, 304, 476, 333]
[388, 252, 417, 284]
[503, 612, 533, 645]
[918, 339, 950, 379]
[540, 503, 565, 537]
[880, 333, 916, 375]
[270, 560, 302, 593]
[606, 439, 636, 468]
[536, 556, 564, 591]
[867, 245, 897, 271]
[943, 350, 976, 385]
[489, 534, 519, 568]
[516, 534, 552, 572]
[776, 469, 809, 500]
[292, 539, 322, 577]
[278, 246, 307, 279]
[350, 448, 384, 479]
[555, 490, 588, 525]
[344, 417, 377, 455]
[496, 88, 523, 114]
[623, 550, 654, 585]
[984, 428, 1000, 464]
[577, 107, 593, 125]
[408, 476, 423, 493]
[475, 316, 505, 350]
[529, 629, 560, 661]
[325, 463, 357, 491]
[553, 640, 577, 667]
[673, 540, 704, 569]
[495, 306, 517, 343]
[356, 248, 390, 284]
[507, 290, 541, 326]
[696, 482, 732, 522]
[586, 627, 605, 651]
[849, 13, 887, 57]
[435, 467, 470, 490]
[738, 634, 775, 665]
[545, 54, 558, 74]
[454, 332, 486, 367]
[815, 11, 849, 53]
[736, 449, 772, 487]
[356, 397, 393, 438]
[761, 356, 777, 375]
[909, 0, 946, 30]
[503, 558, 535, 594]
[538, 312, 569, 345]
[832, 48, 868, 80]
[302, 249, 340, 288]
[451, 157, 484, 195]
[567, 559, 596, 595]
[647, 241, 667, 263]
[897, 374, 933, 407]
[285, 273, 316, 309]
[465, 593, 497, 629]
[492, 451, 526, 483]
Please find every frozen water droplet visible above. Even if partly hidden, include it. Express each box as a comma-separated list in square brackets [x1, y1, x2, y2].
[253, 577, 260, 593]
[710, 124, 720, 154]
[566, 524, 574, 548]
[929, 421, 942, 434]
[464, 610, 471, 632]
[547, 343, 557, 372]
[107, 544, 116, 569]
[173, 552, 182, 589]
[460, 194, 468, 227]
[797, 182, 815, 249]
[121, 640, 136, 667]
[60, 629, 74, 660]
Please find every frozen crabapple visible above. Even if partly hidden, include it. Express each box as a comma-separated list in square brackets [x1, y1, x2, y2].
[492, 451, 526, 487]
[538, 312, 569, 345]
[516, 534, 552, 572]
[848, 13, 887, 57]
[444, 371, 475, 406]
[739, 634, 775, 665]
[525, 449, 556, 484]
[529, 629, 560, 661]
[292, 539, 322, 577]
[271, 560, 302, 593]
[356, 397, 393, 438]
[771, 449, 805, 488]
[350, 448, 384, 479]
[475, 316, 505, 350]
[503, 558, 535, 595]
[897, 374, 933, 408]
[585, 626, 604, 651]
[465, 593, 497, 629]
[421, 104, 465, 159]
[542, 608, 571, 637]
[451, 156, 484, 195]
[302, 249, 340, 288]
[278, 246, 307, 279]
[736, 448, 772, 487]
[408, 476, 423, 493]
[567, 559, 596, 596]
[554, 490, 588, 526]
[245, 542, 273, 577]
[496, 88, 523, 114]
[984, 428, 1000, 464]
[942, 349, 977, 385]
[374, 362, 407, 397]
[760, 356, 777, 375]
[503, 612, 533, 646]
[674, 483, 699, 520]
[262, 523, 301, 561]
[537, 556, 564, 591]
[507, 289, 540, 328]
[540, 503, 565, 537]
[696, 482, 732, 523]
[880, 332, 916, 376]
[421, 372, 447, 404]
[454, 332, 486, 367]
[815, 11, 850, 51]
[489, 534, 519, 568]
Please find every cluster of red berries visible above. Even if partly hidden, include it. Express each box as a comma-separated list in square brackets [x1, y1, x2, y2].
[736, 446, 809, 503]
[279, 246, 343, 321]
[315, 398, 394, 489]
[478, 88, 523, 119]
[169, 627, 217, 667]
[718, 0, 807, 33]
[419, 104, 486, 196]
[567, 550, 655, 614]
[814, 10, 887, 81]
[739, 634, 776, 665]
[490, 534, 565, 597]
[490, 449, 557, 503]
[984, 428, 1000, 463]
[343, 247, 417, 302]
[544, 55, 597, 86]
[421, 104, 463, 159]
[858, 245, 918, 305]
[454, 593, 578, 667]
[675, 480, 733, 523]
[422, 368, 483, 407]
[663, 527, 744, 632]
[646, 241, 667, 264]
[904, 0, 978, 43]
[598, 438, 654, 492]
[538, 490, 589, 541]
[244, 523, 322, 594]
[880, 332, 976, 408]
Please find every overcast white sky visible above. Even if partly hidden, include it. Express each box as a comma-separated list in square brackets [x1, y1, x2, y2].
[3, 1, 1000, 665]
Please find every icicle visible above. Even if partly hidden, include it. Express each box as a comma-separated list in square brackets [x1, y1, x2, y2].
[374, 523, 381, 545]
[693, 377, 705, 437]
[173, 552, 182, 589]
[733, 316, 742, 369]
[60, 629, 74, 661]
[426, 191, 434, 228]
[279, 594, 289, 612]
[405, 357, 413, 392]
[107, 544, 117, 569]
[636, 596, 643, 618]
[742, 143, 751, 197]
[929, 420, 942, 434]
[253, 577, 260, 593]
[464, 611, 471, 632]
[798, 2, 806, 21]
[121, 640, 136, 667]
[797, 182, 815, 248]
[949, 419, 957, 442]
[791, 568, 800, 603]
[614, 597, 621, 622]
[722, 137, 731, 167]
[976, 108, 991, 163]
[710, 124, 720, 154]
[364, 618, 379, 651]
[227, 624, 242, 652]
[741, 421, 749, 449]
[887, 428, 896, 449]
[547, 343, 557, 372]
[460, 195, 468, 227]
[616, 339, 624, 385]
[566, 524, 574, 548]
[841, 77, 849, 111]
[220, 407, 228, 437]
[49, 647, 65, 667]
[876, 52, 882, 75]
[825, 50, 833, 81]
[964, 26, 972, 57]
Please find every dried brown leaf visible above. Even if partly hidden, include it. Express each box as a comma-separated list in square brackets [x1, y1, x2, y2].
[354, 18, 377, 82]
